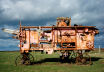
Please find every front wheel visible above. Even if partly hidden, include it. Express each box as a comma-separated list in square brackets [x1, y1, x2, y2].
[76, 52, 92, 65]
[15, 53, 34, 66]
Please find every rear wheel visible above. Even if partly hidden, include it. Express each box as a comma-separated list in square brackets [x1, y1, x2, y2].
[15, 53, 34, 66]
[76, 52, 91, 65]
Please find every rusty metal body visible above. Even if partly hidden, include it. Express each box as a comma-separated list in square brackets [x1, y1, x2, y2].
[19, 17, 98, 54]
[15, 17, 99, 65]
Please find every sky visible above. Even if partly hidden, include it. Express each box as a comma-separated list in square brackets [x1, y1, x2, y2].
[0, 0, 104, 51]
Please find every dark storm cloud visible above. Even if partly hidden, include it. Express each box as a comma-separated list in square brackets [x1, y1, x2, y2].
[0, 0, 80, 21]
[0, 0, 104, 50]
[0, 0, 104, 25]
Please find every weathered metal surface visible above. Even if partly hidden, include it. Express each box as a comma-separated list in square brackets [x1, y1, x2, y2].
[18, 17, 99, 54]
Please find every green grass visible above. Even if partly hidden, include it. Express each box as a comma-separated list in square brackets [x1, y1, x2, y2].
[0, 51, 104, 72]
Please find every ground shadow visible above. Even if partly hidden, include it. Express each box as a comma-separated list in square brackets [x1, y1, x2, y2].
[32, 58, 70, 65]
[31, 57, 103, 65]
[91, 57, 103, 61]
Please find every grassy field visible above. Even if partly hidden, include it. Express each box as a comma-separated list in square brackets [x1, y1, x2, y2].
[0, 51, 104, 72]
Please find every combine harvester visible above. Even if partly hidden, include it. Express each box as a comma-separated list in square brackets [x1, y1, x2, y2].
[2, 17, 99, 65]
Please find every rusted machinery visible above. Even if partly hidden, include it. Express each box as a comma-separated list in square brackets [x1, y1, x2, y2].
[5, 17, 99, 65]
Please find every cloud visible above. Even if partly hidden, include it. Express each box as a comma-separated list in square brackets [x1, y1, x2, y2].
[0, 39, 19, 47]
[0, 39, 19, 51]
[0, 0, 58, 20]
[0, 0, 88, 20]
[0, 0, 104, 26]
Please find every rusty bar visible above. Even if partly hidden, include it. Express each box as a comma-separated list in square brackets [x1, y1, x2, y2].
[93, 34, 94, 49]
[54, 30, 55, 47]
[57, 29, 58, 44]
[38, 31, 39, 47]
[29, 29, 30, 50]
[30, 48, 44, 50]
[75, 27, 77, 49]
[52, 27, 53, 47]
[25, 29, 26, 41]
[60, 30, 63, 48]
[21, 26, 96, 29]
[69, 18, 71, 26]
[31, 47, 86, 51]
[55, 48, 93, 50]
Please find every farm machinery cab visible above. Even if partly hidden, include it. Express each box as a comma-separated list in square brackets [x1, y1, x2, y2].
[14, 17, 98, 65]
